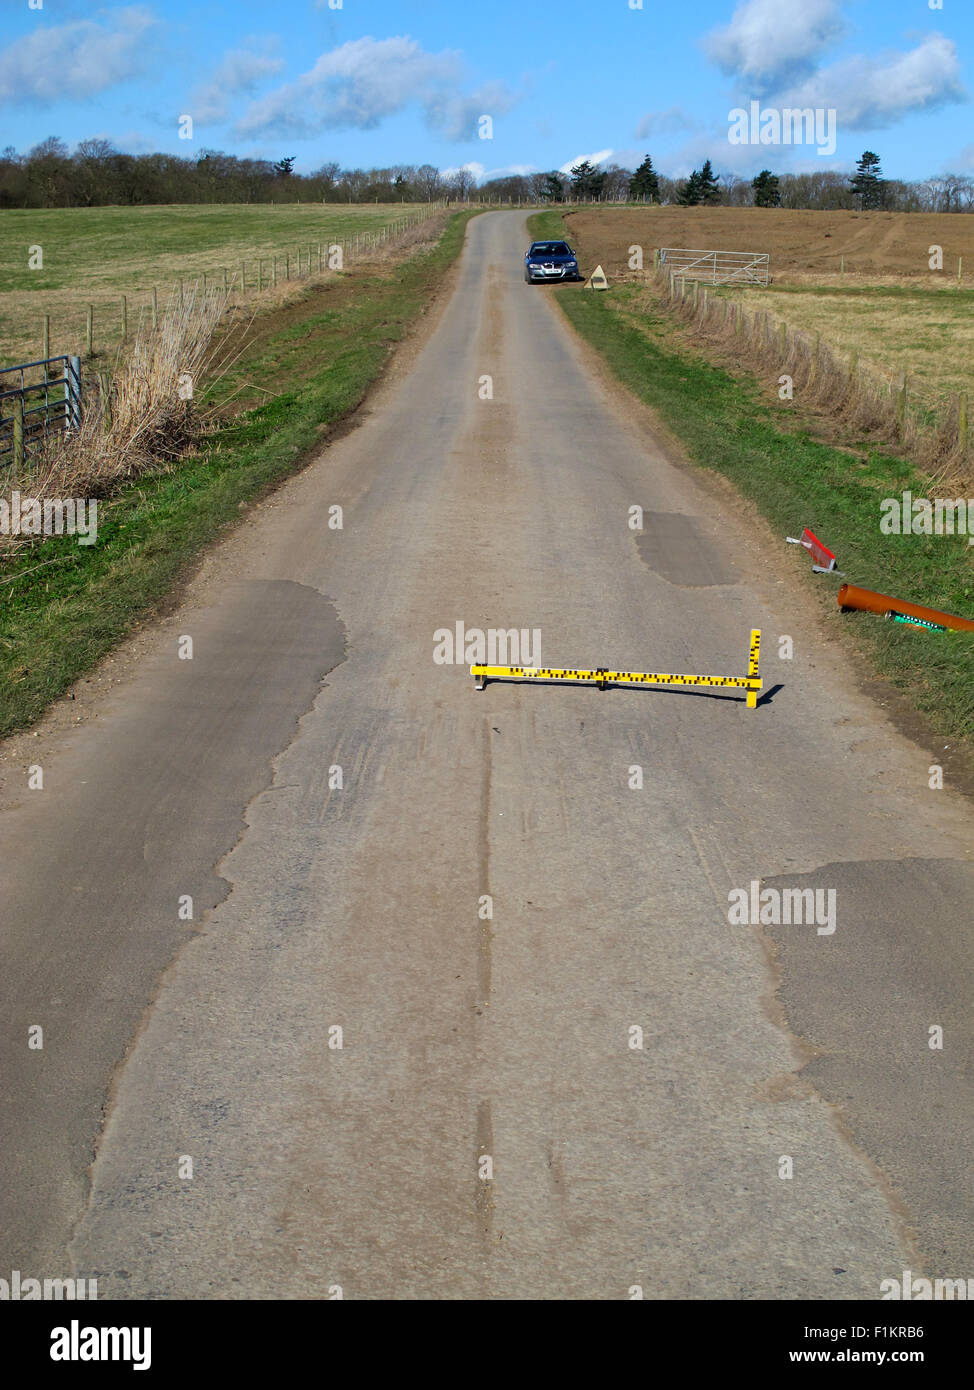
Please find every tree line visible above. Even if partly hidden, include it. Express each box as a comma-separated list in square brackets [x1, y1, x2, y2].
[3, 137, 974, 213]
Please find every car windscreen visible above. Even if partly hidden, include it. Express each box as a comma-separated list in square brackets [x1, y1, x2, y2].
[530, 243, 570, 256]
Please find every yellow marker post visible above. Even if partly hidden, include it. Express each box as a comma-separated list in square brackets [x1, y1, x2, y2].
[746, 628, 761, 709]
[472, 629, 763, 709]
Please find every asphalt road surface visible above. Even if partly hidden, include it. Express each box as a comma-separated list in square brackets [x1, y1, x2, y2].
[2, 211, 972, 1300]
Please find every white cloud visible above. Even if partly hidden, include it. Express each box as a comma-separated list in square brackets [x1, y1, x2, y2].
[704, 0, 844, 94]
[0, 5, 156, 105]
[425, 79, 519, 141]
[633, 107, 696, 140]
[439, 161, 486, 180]
[455, 163, 538, 181]
[660, 131, 751, 179]
[234, 36, 518, 142]
[110, 129, 156, 155]
[610, 149, 646, 173]
[704, 2, 965, 134]
[779, 33, 965, 129]
[559, 148, 612, 174]
[192, 47, 286, 126]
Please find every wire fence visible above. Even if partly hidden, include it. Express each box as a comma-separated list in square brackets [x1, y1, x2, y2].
[11, 203, 447, 368]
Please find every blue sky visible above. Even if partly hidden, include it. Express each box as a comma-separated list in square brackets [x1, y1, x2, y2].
[1, 0, 972, 181]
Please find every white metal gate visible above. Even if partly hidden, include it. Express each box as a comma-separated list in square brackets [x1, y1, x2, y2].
[659, 248, 770, 286]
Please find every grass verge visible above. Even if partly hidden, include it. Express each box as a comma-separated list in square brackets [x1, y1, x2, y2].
[0, 211, 477, 738]
[530, 209, 974, 745]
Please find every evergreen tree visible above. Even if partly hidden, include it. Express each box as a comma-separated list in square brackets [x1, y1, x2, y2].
[540, 171, 564, 202]
[676, 169, 703, 206]
[698, 159, 721, 205]
[570, 159, 606, 199]
[630, 154, 660, 203]
[273, 155, 296, 177]
[752, 169, 781, 207]
[849, 151, 884, 210]
[677, 160, 721, 207]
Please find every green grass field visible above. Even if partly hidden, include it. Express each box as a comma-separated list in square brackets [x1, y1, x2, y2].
[0, 202, 437, 367]
[530, 209, 974, 748]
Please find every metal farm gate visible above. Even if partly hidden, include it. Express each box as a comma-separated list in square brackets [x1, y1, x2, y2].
[0, 355, 82, 469]
[659, 248, 770, 286]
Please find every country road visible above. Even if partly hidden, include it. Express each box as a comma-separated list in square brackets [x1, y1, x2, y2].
[1, 211, 972, 1300]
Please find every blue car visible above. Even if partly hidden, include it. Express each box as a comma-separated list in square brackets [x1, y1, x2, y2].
[524, 240, 580, 283]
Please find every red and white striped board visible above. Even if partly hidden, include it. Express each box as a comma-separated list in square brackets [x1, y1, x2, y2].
[786, 527, 839, 573]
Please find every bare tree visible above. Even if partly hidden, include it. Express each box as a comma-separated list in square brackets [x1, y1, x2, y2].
[415, 164, 442, 201]
[445, 167, 475, 201]
[720, 173, 753, 207]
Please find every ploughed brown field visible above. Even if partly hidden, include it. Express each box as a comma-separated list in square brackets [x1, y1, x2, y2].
[563, 206, 974, 284]
[559, 206, 974, 413]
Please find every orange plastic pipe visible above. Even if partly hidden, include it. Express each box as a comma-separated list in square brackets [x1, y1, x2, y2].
[837, 583, 974, 632]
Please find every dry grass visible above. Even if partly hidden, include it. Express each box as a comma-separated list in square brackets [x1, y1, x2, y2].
[717, 284, 974, 411]
[661, 269, 973, 488]
[1, 286, 243, 552]
[0, 208, 456, 554]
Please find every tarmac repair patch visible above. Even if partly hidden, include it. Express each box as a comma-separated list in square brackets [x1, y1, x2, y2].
[636, 512, 738, 587]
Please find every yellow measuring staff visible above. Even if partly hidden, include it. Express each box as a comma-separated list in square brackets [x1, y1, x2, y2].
[472, 629, 762, 709]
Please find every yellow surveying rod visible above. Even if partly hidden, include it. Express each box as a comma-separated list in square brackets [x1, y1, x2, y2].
[472, 629, 762, 708]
